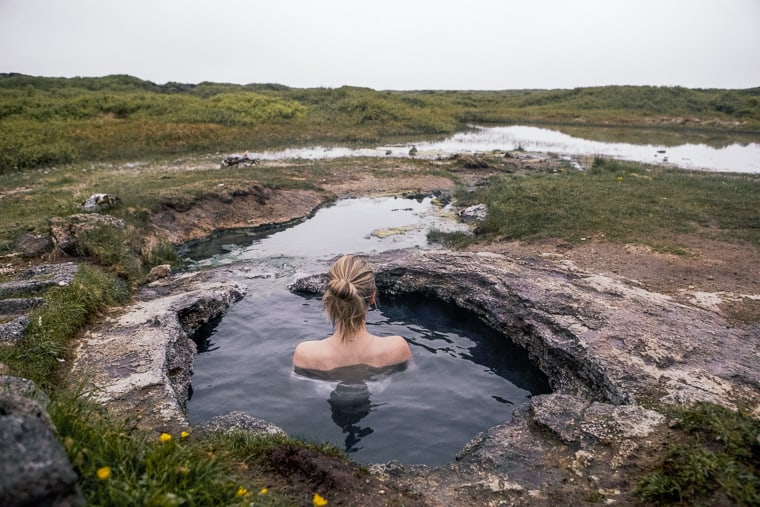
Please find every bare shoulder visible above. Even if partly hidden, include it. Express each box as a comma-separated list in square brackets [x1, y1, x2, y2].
[383, 334, 412, 363]
[293, 340, 325, 370]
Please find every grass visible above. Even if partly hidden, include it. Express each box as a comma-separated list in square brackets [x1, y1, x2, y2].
[48, 387, 297, 506]
[635, 402, 760, 506]
[1, 75, 758, 173]
[452, 157, 760, 248]
[0, 265, 130, 390]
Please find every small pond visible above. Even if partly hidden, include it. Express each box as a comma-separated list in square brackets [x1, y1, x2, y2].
[184, 196, 551, 465]
[250, 124, 760, 173]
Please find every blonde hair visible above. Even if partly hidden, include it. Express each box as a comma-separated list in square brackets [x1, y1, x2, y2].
[323, 255, 376, 342]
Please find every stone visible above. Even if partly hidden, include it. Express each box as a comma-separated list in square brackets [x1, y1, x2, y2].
[458, 203, 487, 222]
[145, 264, 172, 283]
[457, 155, 490, 169]
[15, 233, 54, 257]
[0, 375, 50, 407]
[0, 262, 78, 298]
[0, 297, 44, 317]
[0, 315, 30, 345]
[80, 193, 120, 212]
[49, 214, 126, 255]
[385, 394, 672, 505]
[69, 269, 247, 431]
[221, 152, 258, 167]
[0, 376, 83, 507]
[0, 416, 83, 507]
[196, 411, 287, 437]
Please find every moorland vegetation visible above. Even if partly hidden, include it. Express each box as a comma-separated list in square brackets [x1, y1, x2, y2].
[1, 73, 759, 172]
[0, 74, 758, 506]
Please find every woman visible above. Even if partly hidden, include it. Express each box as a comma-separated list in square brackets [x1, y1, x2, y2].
[293, 255, 412, 371]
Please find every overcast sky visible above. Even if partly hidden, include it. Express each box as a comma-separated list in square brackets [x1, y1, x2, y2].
[1, 0, 758, 90]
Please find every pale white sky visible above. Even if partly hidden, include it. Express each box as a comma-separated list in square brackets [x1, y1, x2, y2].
[1, 0, 758, 90]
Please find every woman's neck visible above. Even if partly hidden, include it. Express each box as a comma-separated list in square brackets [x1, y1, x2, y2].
[335, 324, 369, 343]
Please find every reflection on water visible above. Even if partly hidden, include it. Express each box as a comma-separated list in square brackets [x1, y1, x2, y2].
[414, 125, 760, 173]
[328, 382, 375, 454]
[250, 124, 760, 173]
[294, 362, 406, 455]
[180, 196, 469, 269]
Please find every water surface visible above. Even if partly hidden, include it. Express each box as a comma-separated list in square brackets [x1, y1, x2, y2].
[184, 196, 550, 465]
[249, 125, 760, 173]
[188, 289, 550, 465]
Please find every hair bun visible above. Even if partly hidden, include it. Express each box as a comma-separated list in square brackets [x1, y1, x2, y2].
[328, 277, 356, 300]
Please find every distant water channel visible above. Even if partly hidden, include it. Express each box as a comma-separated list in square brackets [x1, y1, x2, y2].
[184, 196, 551, 465]
[251, 125, 760, 173]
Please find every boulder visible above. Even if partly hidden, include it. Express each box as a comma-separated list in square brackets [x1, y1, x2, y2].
[15, 233, 54, 257]
[0, 376, 83, 507]
[80, 193, 120, 212]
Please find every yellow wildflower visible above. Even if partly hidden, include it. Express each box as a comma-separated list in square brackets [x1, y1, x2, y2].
[259, 487, 269, 495]
[96, 466, 111, 480]
[313, 493, 328, 506]
[180, 431, 190, 439]
[159, 432, 172, 442]
[236, 486, 249, 497]
[617, 175, 623, 183]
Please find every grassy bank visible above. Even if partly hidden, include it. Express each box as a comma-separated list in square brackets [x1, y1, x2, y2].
[451, 157, 760, 248]
[2, 74, 758, 172]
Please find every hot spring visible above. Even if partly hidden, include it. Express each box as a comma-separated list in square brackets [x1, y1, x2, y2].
[183, 196, 551, 465]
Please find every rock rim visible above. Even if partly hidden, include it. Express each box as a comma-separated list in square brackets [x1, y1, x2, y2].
[292, 249, 759, 412]
[69, 268, 247, 433]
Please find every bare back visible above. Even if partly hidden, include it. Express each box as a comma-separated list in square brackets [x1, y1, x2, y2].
[293, 330, 412, 371]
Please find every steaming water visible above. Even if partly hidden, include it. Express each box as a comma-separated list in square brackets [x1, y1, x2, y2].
[184, 196, 551, 465]
[251, 125, 760, 173]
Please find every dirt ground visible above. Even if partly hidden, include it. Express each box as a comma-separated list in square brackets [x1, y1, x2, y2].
[471, 235, 760, 326]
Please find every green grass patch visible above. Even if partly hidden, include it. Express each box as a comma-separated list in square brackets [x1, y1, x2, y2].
[635, 402, 760, 506]
[0, 265, 130, 389]
[454, 158, 760, 248]
[48, 387, 292, 506]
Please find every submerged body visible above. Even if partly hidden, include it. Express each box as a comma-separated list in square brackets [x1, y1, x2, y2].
[293, 254, 412, 371]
